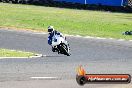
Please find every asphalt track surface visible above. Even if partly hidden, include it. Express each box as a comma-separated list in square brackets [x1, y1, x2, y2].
[0, 29, 132, 88]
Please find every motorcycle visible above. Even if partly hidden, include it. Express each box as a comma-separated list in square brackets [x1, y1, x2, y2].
[51, 34, 71, 56]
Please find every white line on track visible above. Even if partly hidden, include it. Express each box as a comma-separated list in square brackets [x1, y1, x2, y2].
[84, 36, 94, 39]
[96, 37, 106, 40]
[75, 35, 82, 37]
[30, 77, 58, 80]
[118, 39, 125, 41]
[0, 54, 46, 59]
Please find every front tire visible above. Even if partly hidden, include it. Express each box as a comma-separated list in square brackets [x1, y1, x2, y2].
[60, 43, 71, 56]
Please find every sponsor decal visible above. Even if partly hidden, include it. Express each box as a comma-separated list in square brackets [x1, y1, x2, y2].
[76, 66, 131, 85]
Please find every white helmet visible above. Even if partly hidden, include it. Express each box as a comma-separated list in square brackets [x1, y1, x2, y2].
[48, 26, 54, 33]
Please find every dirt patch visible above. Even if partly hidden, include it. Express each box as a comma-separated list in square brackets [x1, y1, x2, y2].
[0, 26, 47, 33]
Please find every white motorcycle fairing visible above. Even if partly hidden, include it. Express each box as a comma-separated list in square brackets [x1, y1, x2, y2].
[51, 34, 70, 56]
[51, 35, 67, 46]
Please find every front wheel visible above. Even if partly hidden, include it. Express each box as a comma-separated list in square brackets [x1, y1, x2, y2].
[60, 43, 71, 56]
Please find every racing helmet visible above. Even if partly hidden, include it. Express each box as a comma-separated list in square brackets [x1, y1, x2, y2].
[48, 26, 54, 33]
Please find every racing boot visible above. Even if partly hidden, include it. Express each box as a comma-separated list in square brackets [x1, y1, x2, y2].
[52, 47, 56, 52]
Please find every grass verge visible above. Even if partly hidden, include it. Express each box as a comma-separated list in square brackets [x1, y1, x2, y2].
[0, 48, 36, 57]
[0, 3, 132, 40]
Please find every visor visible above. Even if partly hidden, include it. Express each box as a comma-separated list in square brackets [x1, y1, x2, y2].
[48, 29, 53, 32]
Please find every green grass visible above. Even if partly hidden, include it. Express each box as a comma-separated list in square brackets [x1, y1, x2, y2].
[0, 48, 36, 57]
[0, 3, 132, 39]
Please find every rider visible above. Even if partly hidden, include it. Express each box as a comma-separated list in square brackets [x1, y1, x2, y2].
[48, 26, 65, 52]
